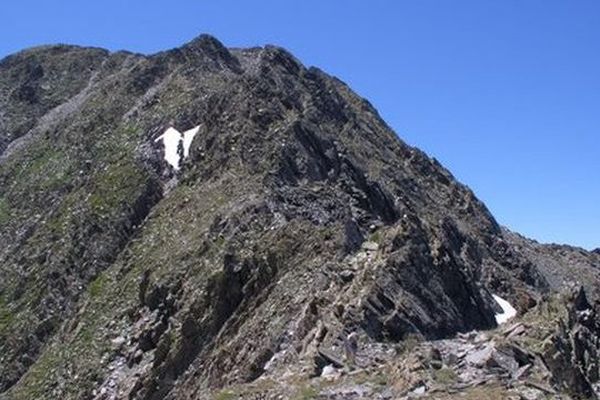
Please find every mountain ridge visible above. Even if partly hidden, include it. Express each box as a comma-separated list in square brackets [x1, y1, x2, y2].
[0, 34, 598, 400]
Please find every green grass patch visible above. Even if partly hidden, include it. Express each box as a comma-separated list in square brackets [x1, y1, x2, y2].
[0, 197, 11, 226]
[0, 297, 15, 335]
[370, 230, 382, 244]
[88, 273, 109, 298]
[87, 158, 147, 215]
[294, 385, 318, 400]
[213, 389, 238, 400]
[432, 367, 457, 385]
[9, 145, 73, 194]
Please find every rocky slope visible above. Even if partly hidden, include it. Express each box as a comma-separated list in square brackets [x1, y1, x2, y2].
[504, 230, 600, 298]
[0, 35, 597, 399]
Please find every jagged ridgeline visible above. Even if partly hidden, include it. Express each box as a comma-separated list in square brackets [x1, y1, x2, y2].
[0, 35, 599, 400]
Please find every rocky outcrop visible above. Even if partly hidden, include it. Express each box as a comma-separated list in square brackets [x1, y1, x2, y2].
[201, 288, 600, 399]
[540, 288, 600, 398]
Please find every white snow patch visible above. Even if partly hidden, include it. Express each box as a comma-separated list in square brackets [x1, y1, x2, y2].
[154, 125, 200, 170]
[321, 364, 341, 380]
[182, 125, 200, 158]
[492, 294, 517, 324]
[412, 385, 426, 395]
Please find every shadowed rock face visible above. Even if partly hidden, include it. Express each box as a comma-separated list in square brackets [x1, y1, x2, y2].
[0, 35, 597, 399]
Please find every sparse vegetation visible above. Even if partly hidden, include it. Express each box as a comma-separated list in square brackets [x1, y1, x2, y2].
[432, 367, 457, 385]
[0, 297, 14, 335]
[213, 389, 238, 400]
[294, 385, 318, 400]
[370, 230, 382, 244]
[88, 274, 108, 298]
[0, 197, 10, 226]
[396, 333, 422, 355]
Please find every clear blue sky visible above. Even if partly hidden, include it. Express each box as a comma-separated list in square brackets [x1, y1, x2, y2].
[1, 1, 598, 250]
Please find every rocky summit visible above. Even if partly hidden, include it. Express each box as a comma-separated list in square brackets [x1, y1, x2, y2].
[0, 35, 598, 400]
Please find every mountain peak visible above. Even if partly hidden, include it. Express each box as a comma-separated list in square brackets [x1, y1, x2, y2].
[168, 33, 241, 72]
[181, 33, 227, 52]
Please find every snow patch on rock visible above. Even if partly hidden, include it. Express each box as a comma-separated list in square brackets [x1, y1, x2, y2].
[182, 126, 200, 158]
[493, 294, 517, 324]
[154, 125, 200, 170]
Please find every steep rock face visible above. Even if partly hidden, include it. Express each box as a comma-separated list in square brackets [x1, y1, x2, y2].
[0, 35, 595, 399]
[541, 288, 600, 398]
